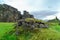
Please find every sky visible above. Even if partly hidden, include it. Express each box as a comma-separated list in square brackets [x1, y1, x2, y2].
[0, 0, 60, 20]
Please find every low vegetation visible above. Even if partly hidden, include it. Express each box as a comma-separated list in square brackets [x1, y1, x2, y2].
[0, 18, 60, 40]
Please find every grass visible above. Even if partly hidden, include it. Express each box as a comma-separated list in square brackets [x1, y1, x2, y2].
[18, 22, 60, 40]
[0, 22, 14, 39]
[0, 22, 60, 40]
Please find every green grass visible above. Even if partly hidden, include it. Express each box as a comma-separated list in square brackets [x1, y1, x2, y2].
[0, 22, 14, 39]
[18, 23, 60, 40]
[0, 22, 60, 40]
[49, 23, 60, 32]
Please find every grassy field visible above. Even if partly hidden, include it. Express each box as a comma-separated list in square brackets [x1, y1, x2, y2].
[18, 23, 60, 40]
[0, 22, 60, 40]
[0, 22, 14, 37]
[0, 22, 17, 40]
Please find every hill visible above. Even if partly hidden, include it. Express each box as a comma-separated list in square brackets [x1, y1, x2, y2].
[48, 17, 60, 23]
[0, 4, 34, 22]
[0, 20, 60, 40]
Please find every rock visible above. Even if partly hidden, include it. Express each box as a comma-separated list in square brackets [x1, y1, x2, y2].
[38, 22, 45, 25]
[17, 19, 25, 26]
[30, 15, 34, 18]
[14, 18, 49, 36]
[15, 19, 48, 29]
[30, 25, 35, 30]
[15, 30, 20, 36]
[39, 24, 45, 28]
[29, 20, 34, 25]
[22, 11, 34, 19]
[0, 4, 22, 22]
[35, 23, 39, 27]
[0, 4, 34, 22]
[39, 24, 48, 28]
[44, 24, 48, 28]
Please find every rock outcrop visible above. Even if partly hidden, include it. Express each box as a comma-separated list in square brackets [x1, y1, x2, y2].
[0, 4, 34, 22]
[17, 19, 48, 28]
[14, 19, 48, 35]
[22, 11, 34, 19]
[0, 4, 22, 22]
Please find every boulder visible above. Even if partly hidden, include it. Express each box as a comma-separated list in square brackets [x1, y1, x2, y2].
[17, 19, 25, 26]
[22, 11, 34, 19]
[39, 24, 48, 28]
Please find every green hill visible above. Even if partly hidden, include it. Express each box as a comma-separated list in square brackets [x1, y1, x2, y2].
[48, 17, 60, 23]
[18, 22, 60, 40]
[0, 18, 60, 40]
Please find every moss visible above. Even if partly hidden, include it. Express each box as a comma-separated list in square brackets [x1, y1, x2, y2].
[25, 18, 45, 23]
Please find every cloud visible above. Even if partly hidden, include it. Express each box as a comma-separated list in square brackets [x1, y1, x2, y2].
[2, 0, 60, 11]
[3, 0, 28, 11]
[43, 12, 60, 20]
[31, 10, 57, 19]
[4, 0, 36, 11]
[2, 0, 50, 12]
[1, 0, 60, 20]
[55, 12, 60, 19]
[43, 15, 56, 20]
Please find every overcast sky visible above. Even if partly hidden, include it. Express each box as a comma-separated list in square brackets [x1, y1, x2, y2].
[0, 0, 60, 20]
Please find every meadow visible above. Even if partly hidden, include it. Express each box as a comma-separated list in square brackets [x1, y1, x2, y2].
[0, 22, 14, 37]
[0, 22, 60, 40]
[0, 22, 17, 40]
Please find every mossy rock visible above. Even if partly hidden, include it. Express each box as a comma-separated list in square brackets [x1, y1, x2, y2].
[25, 18, 35, 22]
[25, 18, 45, 23]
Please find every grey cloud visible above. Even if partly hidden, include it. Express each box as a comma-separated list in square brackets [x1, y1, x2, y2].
[30, 10, 58, 19]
